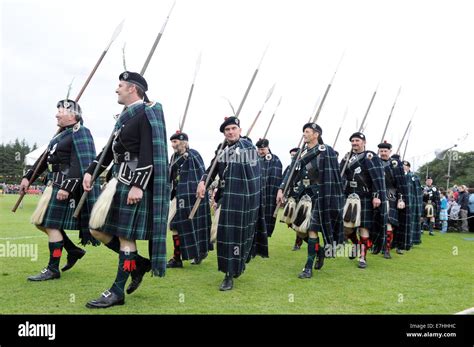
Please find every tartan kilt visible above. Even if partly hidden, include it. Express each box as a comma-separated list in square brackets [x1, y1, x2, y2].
[358, 194, 375, 230]
[387, 198, 399, 226]
[308, 190, 322, 233]
[40, 186, 78, 231]
[98, 180, 153, 240]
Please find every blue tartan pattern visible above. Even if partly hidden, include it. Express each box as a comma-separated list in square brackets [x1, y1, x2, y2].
[341, 151, 388, 254]
[144, 102, 170, 277]
[407, 172, 423, 245]
[297, 144, 345, 245]
[217, 138, 261, 276]
[100, 168, 153, 240]
[258, 154, 283, 237]
[96, 102, 169, 276]
[40, 125, 100, 245]
[41, 185, 78, 231]
[169, 149, 212, 260]
[388, 158, 411, 251]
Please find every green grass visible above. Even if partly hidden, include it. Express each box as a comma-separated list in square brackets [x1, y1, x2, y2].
[1, 194, 473, 314]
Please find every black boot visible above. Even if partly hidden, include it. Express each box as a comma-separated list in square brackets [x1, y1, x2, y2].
[314, 242, 325, 270]
[168, 235, 183, 268]
[292, 236, 303, 251]
[61, 248, 86, 272]
[60, 229, 82, 252]
[219, 274, 233, 291]
[358, 258, 367, 269]
[298, 267, 312, 279]
[126, 256, 151, 295]
[167, 257, 183, 268]
[60, 229, 86, 271]
[191, 252, 208, 265]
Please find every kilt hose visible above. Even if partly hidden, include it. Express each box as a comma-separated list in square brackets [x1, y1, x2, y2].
[97, 179, 153, 241]
[40, 185, 78, 231]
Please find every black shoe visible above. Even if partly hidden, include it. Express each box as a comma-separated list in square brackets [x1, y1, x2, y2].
[314, 251, 325, 270]
[191, 252, 208, 265]
[61, 248, 86, 272]
[85, 290, 124, 309]
[358, 259, 367, 269]
[166, 258, 183, 268]
[219, 275, 233, 291]
[27, 268, 60, 281]
[429, 231, 434, 236]
[126, 258, 151, 295]
[396, 249, 404, 255]
[348, 244, 357, 259]
[292, 245, 301, 251]
[298, 267, 312, 279]
[383, 250, 392, 259]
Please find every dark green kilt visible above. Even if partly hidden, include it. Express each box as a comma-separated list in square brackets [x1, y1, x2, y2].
[308, 196, 322, 233]
[358, 194, 375, 230]
[98, 179, 153, 241]
[41, 185, 78, 231]
[387, 197, 399, 226]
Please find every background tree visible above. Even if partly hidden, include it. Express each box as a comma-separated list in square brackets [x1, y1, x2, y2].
[417, 151, 474, 189]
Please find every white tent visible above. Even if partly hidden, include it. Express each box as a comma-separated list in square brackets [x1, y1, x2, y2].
[24, 137, 109, 166]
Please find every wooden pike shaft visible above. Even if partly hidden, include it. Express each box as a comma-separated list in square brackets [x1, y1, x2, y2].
[272, 76, 337, 218]
[189, 48, 267, 219]
[12, 19, 125, 213]
[339, 88, 378, 178]
[73, 5, 175, 218]
[245, 83, 275, 137]
[262, 97, 282, 139]
[380, 87, 401, 142]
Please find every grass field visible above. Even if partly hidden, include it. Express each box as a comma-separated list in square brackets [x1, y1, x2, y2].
[0, 194, 473, 314]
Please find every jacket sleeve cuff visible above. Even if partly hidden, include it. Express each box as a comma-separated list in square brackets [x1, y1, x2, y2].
[86, 160, 108, 176]
[130, 165, 153, 190]
[23, 169, 34, 181]
[60, 178, 81, 193]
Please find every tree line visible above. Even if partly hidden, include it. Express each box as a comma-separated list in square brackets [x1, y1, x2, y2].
[0, 139, 37, 184]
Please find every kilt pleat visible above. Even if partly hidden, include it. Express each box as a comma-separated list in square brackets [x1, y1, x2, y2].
[358, 195, 375, 230]
[99, 180, 153, 240]
[41, 186, 78, 231]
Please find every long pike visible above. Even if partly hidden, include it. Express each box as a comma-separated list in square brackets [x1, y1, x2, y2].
[189, 46, 268, 219]
[73, 3, 176, 218]
[12, 19, 125, 213]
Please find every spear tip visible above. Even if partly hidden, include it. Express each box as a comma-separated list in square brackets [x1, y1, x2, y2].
[257, 42, 270, 70]
[264, 83, 276, 103]
[160, 0, 177, 34]
[106, 18, 125, 51]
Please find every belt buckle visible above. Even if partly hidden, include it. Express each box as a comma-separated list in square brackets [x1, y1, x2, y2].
[350, 181, 357, 188]
[302, 179, 310, 187]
